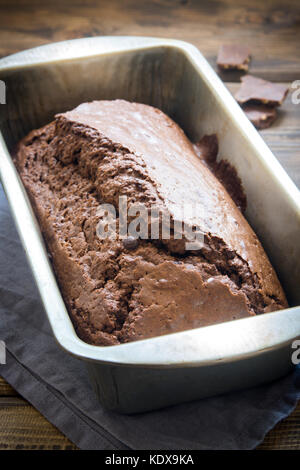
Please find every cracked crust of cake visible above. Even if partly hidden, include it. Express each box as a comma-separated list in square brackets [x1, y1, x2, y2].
[14, 101, 288, 346]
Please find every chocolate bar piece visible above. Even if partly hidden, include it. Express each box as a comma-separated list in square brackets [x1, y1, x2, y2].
[242, 104, 277, 130]
[217, 45, 251, 71]
[235, 75, 288, 106]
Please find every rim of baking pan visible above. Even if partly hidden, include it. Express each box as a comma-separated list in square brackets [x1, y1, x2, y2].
[0, 36, 299, 367]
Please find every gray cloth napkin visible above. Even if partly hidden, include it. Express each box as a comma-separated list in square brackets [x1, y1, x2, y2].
[0, 184, 299, 450]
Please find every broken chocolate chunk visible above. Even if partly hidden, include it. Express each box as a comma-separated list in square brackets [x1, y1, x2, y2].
[242, 104, 278, 129]
[235, 75, 288, 106]
[217, 44, 251, 71]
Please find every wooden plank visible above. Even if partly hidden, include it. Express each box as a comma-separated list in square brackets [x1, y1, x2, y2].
[0, 397, 27, 407]
[226, 83, 300, 188]
[0, 376, 77, 449]
[0, 376, 18, 397]
[0, 404, 77, 450]
[0, 0, 299, 82]
[258, 402, 300, 450]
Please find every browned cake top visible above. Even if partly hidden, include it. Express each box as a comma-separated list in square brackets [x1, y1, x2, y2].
[61, 100, 286, 308]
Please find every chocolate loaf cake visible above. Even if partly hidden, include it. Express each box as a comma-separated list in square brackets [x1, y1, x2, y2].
[15, 100, 287, 346]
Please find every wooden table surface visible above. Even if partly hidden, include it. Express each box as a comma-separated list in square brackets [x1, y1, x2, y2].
[0, 0, 299, 450]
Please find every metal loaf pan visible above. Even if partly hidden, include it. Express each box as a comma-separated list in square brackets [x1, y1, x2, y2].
[0, 37, 299, 413]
